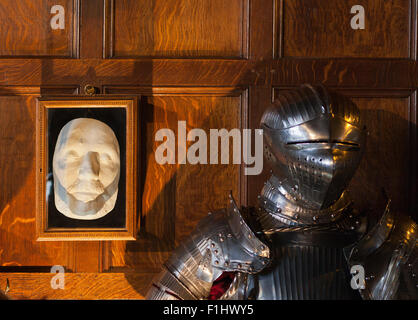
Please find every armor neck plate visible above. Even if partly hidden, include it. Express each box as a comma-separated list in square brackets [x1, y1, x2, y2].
[258, 174, 352, 226]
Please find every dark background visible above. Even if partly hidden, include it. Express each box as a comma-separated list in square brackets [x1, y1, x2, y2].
[46, 107, 126, 229]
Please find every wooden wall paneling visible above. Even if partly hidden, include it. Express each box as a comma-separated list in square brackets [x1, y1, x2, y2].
[277, 0, 415, 59]
[80, 0, 103, 59]
[101, 88, 246, 297]
[0, 89, 73, 268]
[0, 0, 79, 58]
[345, 90, 417, 219]
[0, 272, 148, 299]
[104, 0, 249, 58]
[0, 59, 416, 89]
[0, 0, 416, 300]
[269, 59, 418, 89]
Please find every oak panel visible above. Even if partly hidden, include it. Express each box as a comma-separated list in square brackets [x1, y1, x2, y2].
[0, 59, 416, 89]
[108, 90, 244, 280]
[106, 0, 248, 58]
[0, 0, 78, 57]
[279, 0, 413, 58]
[348, 95, 413, 215]
[0, 273, 148, 299]
[0, 94, 70, 267]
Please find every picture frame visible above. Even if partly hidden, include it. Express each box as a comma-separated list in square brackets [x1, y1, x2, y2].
[36, 97, 138, 241]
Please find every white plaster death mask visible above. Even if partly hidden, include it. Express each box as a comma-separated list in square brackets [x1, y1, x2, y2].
[52, 118, 120, 220]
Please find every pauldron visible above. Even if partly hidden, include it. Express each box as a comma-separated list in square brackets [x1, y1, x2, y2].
[344, 200, 417, 299]
[146, 194, 270, 300]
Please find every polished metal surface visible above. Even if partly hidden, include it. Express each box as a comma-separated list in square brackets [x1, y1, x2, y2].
[250, 245, 360, 300]
[258, 174, 354, 226]
[261, 84, 366, 213]
[147, 85, 417, 300]
[146, 193, 271, 300]
[345, 201, 417, 300]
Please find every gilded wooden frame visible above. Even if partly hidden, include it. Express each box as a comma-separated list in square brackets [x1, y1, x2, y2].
[36, 97, 138, 241]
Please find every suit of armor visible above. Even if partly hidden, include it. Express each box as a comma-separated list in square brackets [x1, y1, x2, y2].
[146, 85, 417, 300]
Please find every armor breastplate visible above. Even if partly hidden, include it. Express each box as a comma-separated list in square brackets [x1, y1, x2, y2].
[219, 207, 365, 300]
[147, 193, 417, 300]
[249, 234, 362, 300]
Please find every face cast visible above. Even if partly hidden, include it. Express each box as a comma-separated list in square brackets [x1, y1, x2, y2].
[52, 118, 120, 220]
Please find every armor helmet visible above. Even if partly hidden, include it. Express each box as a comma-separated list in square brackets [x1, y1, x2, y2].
[261, 85, 366, 211]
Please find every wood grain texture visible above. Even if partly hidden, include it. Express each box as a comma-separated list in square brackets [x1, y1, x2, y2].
[0, 94, 71, 267]
[0, 59, 417, 89]
[280, 0, 413, 58]
[0, 0, 78, 57]
[348, 96, 413, 214]
[0, 272, 150, 299]
[106, 0, 248, 58]
[106, 90, 244, 274]
[0, 0, 416, 299]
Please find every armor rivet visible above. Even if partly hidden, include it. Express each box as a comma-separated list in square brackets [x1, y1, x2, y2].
[224, 261, 229, 267]
[350, 226, 355, 230]
[349, 214, 353, 219]
[412, 274, 416, 278]
[277, 208, 282, 213]
[227, 233, 232, 238]
[262, 261, 266, 265]
[313, 216, 318, 221]
[408, 263, 413, 268]
[211, 243, 215, 248]
[219, 237, 224, 242]
[215, 260, 219, 265]
[214, 250, 218, 254]
[330, 213, 335, 218]
[239, 220, 243, 225]
[260, 245, 265, 250]
[248, 234, 252, 239]
[355, 220, 360, 225]
[238, 264, 242, 268]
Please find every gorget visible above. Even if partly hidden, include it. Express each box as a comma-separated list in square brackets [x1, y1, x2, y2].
[257, 174, 353, 228]
[219, 198, 367, 300]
